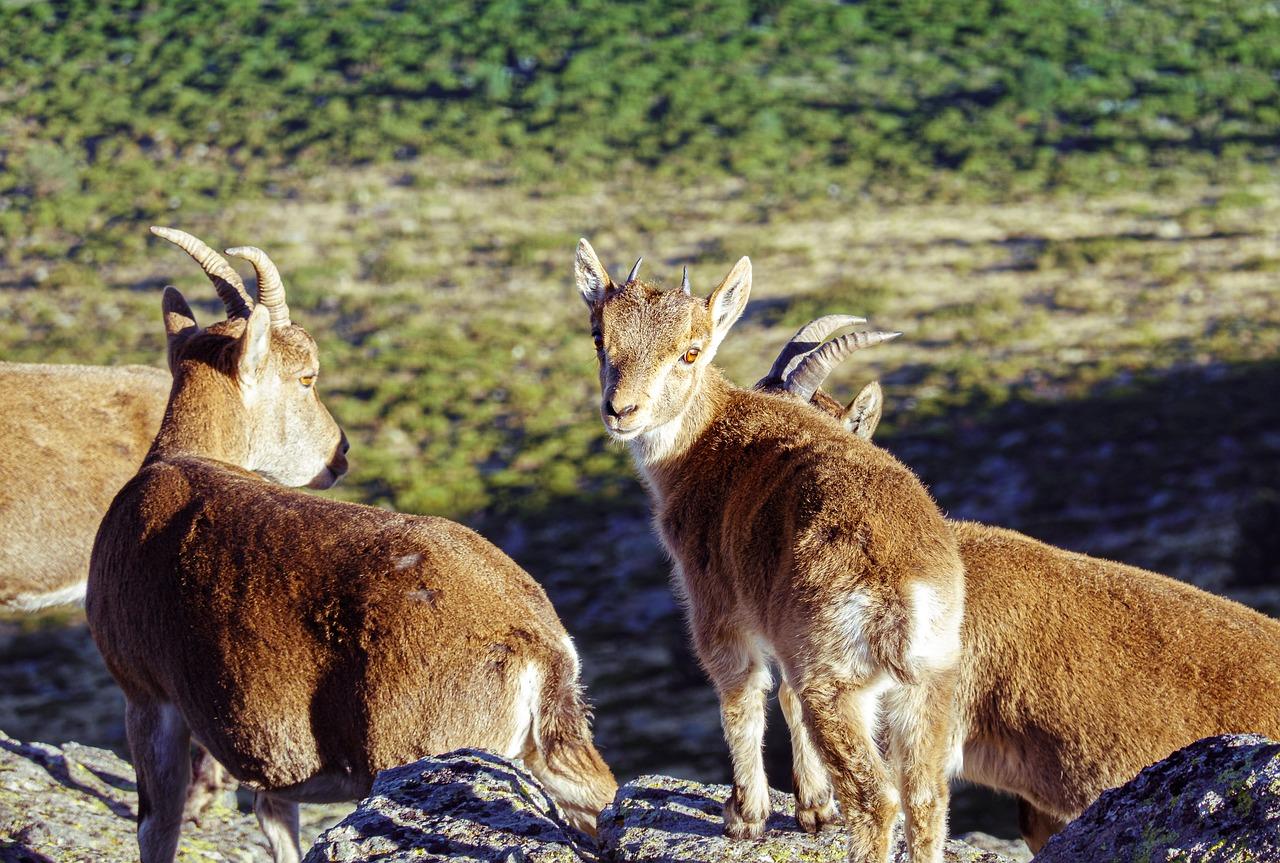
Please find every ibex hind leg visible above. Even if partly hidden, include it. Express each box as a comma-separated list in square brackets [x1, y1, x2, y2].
[126, 700, 191, 863]
[1018, 798, 1068, 854]
[885, 670, 961, 863]
[254, 791, 302, 863]
[521, 656, 618, 837]
[798, 677, 898, 863]
[778, 681, 839, 833]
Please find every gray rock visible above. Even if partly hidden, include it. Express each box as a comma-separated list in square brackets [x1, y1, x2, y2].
[0, 729, 347, 862]
[1033, 734, 1280, 862]
[600, 774, 1014, 862]
[303, 749, 596, 863]
[955, 832, 1031, 862]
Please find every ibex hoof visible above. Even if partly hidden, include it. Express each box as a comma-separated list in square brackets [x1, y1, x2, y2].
[723, 790, 767, 840]
[795, 793, 840, 833]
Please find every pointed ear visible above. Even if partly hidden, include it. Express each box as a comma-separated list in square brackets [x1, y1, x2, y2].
[575, 239, 614, 307]
[161, 286, 199, 373]
[237, 304, 272, 383]
[706, 256, 751, 347]
[844, 381, 883, 440]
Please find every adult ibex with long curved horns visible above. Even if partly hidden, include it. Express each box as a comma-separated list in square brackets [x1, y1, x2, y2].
[758, 315, 1280, 852]
[89, 228, 616, 863]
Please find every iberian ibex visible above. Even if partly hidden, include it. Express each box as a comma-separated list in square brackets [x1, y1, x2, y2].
[88, 228, 616, 863]
[0, 361, 168, 611]
[761, 316, 1280, 851]
[575, 242, 965, 863]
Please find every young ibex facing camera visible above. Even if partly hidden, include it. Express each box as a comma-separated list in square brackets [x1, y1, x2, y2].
[576, 241, 964, 863]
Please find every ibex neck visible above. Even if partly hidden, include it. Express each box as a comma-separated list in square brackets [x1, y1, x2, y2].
[628, 365, 731, 492]
[146, 377, 252, 469]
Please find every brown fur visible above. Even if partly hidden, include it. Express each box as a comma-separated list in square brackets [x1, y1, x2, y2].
[88, 238, 614, 863]
[766, 364, 1280, 853]
[0, 361, 169, 610]
[576, 241, 965, 863]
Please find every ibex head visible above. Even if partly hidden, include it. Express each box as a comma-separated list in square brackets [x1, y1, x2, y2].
[575, 239, 750, 441]
[754, 315, 898, 440]
[151, 226, 348, 488]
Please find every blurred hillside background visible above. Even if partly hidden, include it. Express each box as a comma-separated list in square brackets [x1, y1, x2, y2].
[3, 0, 1280, 843]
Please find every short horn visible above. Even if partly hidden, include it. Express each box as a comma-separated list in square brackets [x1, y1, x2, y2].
[680, 266, 691, 295]
[225, 246, 290, 328]
[787, 330, 902, 403]
[626, 257, 643, 285]
[150, 226, 252, 319]
[763, 314, 867, 385]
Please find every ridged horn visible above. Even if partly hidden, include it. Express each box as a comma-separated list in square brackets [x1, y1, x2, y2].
[680, 266, 691, 295]
[787, 330, 902, 403]
[626, 257, 643, 285]
[149, 226, 252, 319]
[764, 315, 866, 384]
[225, 246, 290, 328]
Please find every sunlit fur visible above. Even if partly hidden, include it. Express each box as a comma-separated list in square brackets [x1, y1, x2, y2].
[577, 239, 965, 863]
[764, 370, 1280, 853]
[0, 362, 169, 611]
[89, 244, 614, 863]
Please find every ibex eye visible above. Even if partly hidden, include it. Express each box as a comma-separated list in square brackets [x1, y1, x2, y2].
[682, 347, 701, 364]
[300, 374, 316, 388]
[592, 332, 604, 350]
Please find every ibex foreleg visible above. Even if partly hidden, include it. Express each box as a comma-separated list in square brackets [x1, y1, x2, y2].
[704, 639, 773, 840]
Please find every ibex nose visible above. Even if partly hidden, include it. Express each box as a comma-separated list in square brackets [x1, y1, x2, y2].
[606, 400, 640, 419]
[339, 432, 351, 456]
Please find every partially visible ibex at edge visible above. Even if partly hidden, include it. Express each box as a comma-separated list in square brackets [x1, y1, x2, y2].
[759, 315, 1280, 852]
[89, 228, 615, 863]
[0, 361, 168, 611]
[576, 241, 965, 863]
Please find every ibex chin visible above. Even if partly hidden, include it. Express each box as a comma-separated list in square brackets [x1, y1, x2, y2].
[760, 316, 1280, 852]
[88, 228, 615, 863]
[575, 241, 965, 863]
[0, 361, 168, 611]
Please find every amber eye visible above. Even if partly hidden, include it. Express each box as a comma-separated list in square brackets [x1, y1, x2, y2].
[299, 374, 316, 388]
[682, 347, 701, 364]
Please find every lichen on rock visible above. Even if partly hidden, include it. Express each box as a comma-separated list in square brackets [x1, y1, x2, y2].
[1034, 734, 1280, 863]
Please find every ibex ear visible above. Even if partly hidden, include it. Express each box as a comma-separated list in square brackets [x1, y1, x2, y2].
[575, 239, 613, 307]
[707, 257, 751, 348]
[844, 381, 883, 440]
[237, 304, 272, 383]
[161, 286, 199, 373]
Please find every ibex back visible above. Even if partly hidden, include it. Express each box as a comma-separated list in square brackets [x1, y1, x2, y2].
[88, 229, 615, 863]
[575, 242, 965, 863]
[760, 317, 1280, 851]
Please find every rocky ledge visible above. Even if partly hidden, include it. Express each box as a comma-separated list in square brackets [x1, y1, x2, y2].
[4, 730, 1276, 862]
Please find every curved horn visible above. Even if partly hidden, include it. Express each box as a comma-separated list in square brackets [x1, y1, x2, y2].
[225, 246, 290, 328]
[626, 257, 643, 285]
[150, 226, 252, 319]
[787, 330, 902, 403]
[764, 314, 867, 384]
[680, 266, 691, 295]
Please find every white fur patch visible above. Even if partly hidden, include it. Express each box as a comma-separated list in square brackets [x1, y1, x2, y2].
[561, 634, 581, 678]
[629, 408, 685, 468]
[504, 663, 543, 761]
[855, 674, 893, 743]
[6, 580, 87, 613]
[830, 590, 876, 679]
[906, 582, 961, 670]
[395, 553, 423, 570]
